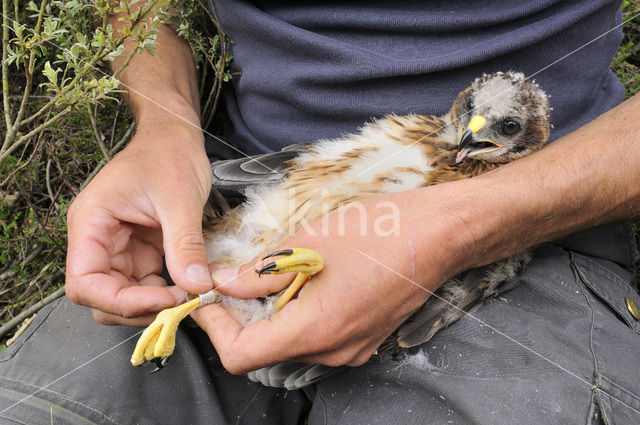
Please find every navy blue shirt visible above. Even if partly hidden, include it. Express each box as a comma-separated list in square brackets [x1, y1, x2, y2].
[210, 0, 624, 155]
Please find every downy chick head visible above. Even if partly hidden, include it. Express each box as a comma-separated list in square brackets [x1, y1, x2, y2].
[450, 72, 551, 164]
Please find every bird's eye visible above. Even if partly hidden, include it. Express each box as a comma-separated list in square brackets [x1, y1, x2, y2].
[501, 119, 520, 136]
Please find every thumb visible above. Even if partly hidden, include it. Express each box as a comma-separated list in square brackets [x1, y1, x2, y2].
[160, 199, 213, 293]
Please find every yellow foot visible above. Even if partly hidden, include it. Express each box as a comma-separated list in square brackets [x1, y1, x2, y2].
[256, 248, 324, 312]
[130, 291, 219, 371]
[130, 248, 323, 371]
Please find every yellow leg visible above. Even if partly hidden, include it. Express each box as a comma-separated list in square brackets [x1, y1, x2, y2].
[258, 248, 324, 312]
[274, 272, 309, 312]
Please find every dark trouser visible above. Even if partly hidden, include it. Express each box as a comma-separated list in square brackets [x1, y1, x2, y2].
[1, 222, 639, 425]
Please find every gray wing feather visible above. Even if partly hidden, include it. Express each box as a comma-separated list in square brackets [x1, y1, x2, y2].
[205, 142, 311, 213]
[284, 364, 345, 390]
[396, 271, 487, 348]
[397, 253, 531, 348]
[210, 143, 312, 192]
[248, 363, 345, 391]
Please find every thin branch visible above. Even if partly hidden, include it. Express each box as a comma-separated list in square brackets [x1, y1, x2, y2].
[0, 284, 65, 339]
[2, 0, 13, 130]
[198, 56, 208, 103]
[42, 166, 65, 228]
[2, 0, 47, 153]
[50, 144, 80, 196]
[87, 103, 111, 160]
[111, 0, 167, 78]
[208, 38, 227, 129]
[0, 107, 71, 166]
[197, 0, 218, 24]
[17, 45, 106, 129]
[111, 43, 140, 78]
[14, 0, 47, 120]
[200, 0, 229, 131]
[200, 61, 217, 126]
[79, 121, 135, 190]
[111, 119, 135, 154]
[45, 158, 57, 206]
[9, 94, 54, 100]
[204, 49, 226, 130]
[0, 136, 43, 187]
[0, 245, 44, 281]
[18, 262, 55, 302]
[12, 177, 66, 255]
[108, 99, 122, 149]
[0, 101, 51, 189]
[3, 261, 53, 300]
[200, 43, 221, 129]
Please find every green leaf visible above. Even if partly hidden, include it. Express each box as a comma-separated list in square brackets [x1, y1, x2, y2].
[11, 21, 25, 39]
[70, 44, 81, 59]
[43, 61, 60, 86]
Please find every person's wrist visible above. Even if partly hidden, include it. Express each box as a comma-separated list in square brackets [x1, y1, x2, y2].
[111, 101, 210, 196]
[430, 162, 555, 273]
[408, 179, 505, 279]
[131, 103, 205, 153]
[133, 92, 201, 133]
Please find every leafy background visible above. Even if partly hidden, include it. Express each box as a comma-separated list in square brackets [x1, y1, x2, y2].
[0, 1, 639, 345]
[0, 0, 231, 341]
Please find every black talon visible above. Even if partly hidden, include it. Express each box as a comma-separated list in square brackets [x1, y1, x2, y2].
[262, 249, 294, 260]
[149, 356, 170, 373]
[258, 249, 295, 275]
[257, 262, 277, 276]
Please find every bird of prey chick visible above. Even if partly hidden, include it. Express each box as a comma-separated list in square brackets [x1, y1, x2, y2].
[131, 72, 551, 389]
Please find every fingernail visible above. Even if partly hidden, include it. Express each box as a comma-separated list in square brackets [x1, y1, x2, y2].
[212, 267, 238, 285]
[186, 264, 213, 286]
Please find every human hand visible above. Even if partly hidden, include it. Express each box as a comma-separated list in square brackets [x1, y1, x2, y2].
[191, 188, 472, 373]
[65, 118, 213, 326]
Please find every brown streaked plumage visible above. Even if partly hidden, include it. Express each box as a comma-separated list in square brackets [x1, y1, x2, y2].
[197, 72, 552, 389]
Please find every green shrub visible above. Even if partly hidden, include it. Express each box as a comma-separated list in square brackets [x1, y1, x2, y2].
[0, 0, 230, 329]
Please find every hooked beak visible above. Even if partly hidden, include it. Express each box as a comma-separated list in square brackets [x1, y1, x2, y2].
[456, 115, 502, 163]
[457, 128, 475, 157]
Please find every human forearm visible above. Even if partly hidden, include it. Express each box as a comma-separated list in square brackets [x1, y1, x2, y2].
[108, 10, 200, 130]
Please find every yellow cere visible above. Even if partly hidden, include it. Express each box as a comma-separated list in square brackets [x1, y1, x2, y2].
[467, 115, 486, 134]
